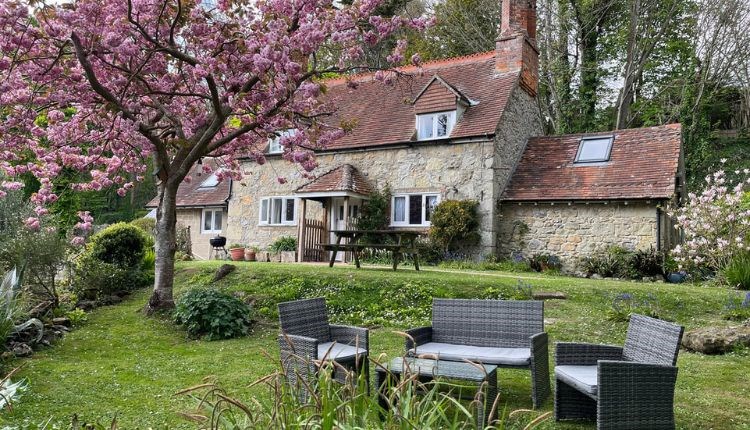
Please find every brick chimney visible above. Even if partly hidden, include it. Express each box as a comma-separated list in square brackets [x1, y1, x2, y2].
[495, 0, 538, 97]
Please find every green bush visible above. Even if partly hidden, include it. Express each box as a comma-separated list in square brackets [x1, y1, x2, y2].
[73, 223, 152, 300]
[72, 256, 152, 300]
[429, 200, 480, 253]
[87, 223, 149, 269]
[528, 253, 562, 273]
[174, 289, 253, 340]
[723, 252, 750, 290]
[269, 236, 297, 253]
[630, 247, 665, 277]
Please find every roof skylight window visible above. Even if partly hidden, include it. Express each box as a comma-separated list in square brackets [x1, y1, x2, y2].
[575, 136, 614, 163]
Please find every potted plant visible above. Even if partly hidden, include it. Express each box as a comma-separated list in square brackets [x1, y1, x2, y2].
[269, 236, 298, 263]
[244, 246, 259, 261]
[228, 243, 245, 261]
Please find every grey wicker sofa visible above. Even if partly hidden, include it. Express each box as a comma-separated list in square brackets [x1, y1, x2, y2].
[405, 298, 550, 408]
[278, 298, 369, 397]
[554, 313, 684, 429]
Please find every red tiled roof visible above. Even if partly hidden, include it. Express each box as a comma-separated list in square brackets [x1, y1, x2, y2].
[295, 164, 373, 195]
[502, 124, 682, 201]
[146, 160, 231, 208]
[320, 51, 518, 149]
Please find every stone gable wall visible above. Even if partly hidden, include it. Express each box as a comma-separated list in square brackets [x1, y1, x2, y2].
[492, 85, 543, 252]
[497, 202, 659, 270]
[175, 207, 228, 260]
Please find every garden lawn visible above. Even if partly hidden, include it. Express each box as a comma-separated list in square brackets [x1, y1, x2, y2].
[6, 261, 750, 429]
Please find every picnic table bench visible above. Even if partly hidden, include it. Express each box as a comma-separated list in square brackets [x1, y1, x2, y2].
[321, 229, 423, 271]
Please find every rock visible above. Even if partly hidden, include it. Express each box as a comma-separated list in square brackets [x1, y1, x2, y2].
[28, 300, 54, 319]
[682, 325, 750, 354]
[591, 274, 603, 279]
[98, 295, 123, 306]
[212, 264, 236, 282]
[1, 352, 14, 360]
[10, 342, 33, 357]
[533, 292, 567, 300]
[642, 276, 653, 283]
[654, 274, 665, 283]
[77, 300, 97, 311]
[52, 317, 71, 328]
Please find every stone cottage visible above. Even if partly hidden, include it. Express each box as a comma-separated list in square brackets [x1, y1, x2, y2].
[161, 0, 684, 268]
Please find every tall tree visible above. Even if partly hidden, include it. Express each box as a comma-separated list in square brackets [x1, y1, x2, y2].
[0, 0, 428, 312]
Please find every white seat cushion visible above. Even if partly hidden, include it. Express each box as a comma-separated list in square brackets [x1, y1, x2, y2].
[410, 342, 531, 366]
[555, 365, 598, 396]
[318, 342, 367, 361]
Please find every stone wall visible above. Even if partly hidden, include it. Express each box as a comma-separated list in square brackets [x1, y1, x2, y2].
[497, 202, 660, 271]
[175, 208, 227, 260]
[491, 85, 543, 253]
[225, 139, 498, 254]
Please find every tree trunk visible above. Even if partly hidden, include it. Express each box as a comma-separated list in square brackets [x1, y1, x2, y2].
[146, 180, 179, 313]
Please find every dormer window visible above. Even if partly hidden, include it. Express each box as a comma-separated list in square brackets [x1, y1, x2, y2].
[198, 173, 219, 188]
[575, 136, 614, 163]
[268, 129, 297, 154]
[417, 111, 456, 141]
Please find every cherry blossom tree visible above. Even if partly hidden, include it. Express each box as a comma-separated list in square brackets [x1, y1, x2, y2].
[0, 0, 428, 311]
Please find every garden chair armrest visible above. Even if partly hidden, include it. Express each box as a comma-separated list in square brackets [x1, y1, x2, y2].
[404, 326, 433, 350]
[555, 342, 623, 366]
[330, 324, 369, 350]
[597, 360, 679, 418]
[278, 333, 319, 359]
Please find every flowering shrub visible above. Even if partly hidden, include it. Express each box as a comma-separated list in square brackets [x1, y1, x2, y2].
[668, 164, 750, 272]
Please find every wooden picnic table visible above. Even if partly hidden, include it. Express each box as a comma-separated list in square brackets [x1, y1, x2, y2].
[321, 229, 424, 271]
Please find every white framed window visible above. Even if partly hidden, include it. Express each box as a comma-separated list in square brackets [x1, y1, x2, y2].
[259, 197, 297, 226]
[268, 129, 297, 154]
[201, 208, 223, 234]
[416, 111, 456, 140]
[575, 136, 614, 163]
[391, 193, 440, 226]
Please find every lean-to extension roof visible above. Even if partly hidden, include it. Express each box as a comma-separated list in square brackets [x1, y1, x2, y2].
[502, 124, 682, 201]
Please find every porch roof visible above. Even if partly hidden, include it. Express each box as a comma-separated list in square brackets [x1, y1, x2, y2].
[295, 164, 373, 197]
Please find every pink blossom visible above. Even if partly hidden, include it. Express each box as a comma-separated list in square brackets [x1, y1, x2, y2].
[70, 236, 86, 246]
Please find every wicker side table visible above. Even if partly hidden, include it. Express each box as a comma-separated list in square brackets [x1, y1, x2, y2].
[375, 357, 499, 427]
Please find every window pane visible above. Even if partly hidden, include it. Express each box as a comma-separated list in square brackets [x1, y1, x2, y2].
[271, 198, 282, 224]
[260, 199, 268, 222]
[425, 195, 438, 222]
[285, 199, 295, 222]
[577, 137, 612, 162]
[418, 116, 433, 139]
[436, 114, 448, 137]
[213, 210, 222, 231]
[203, 211, 212, 231]
[393, 197, 406, 222]
[199, 173, 219, 188]
[409, 194, 422, 225]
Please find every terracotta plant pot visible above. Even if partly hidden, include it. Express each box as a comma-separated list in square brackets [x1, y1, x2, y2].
[244, 249, 256, 261]
[229, 248, 245, 261]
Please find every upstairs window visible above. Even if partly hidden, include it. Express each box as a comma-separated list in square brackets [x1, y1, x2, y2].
[391, 193, 440, 226]
[259, 197, 297, 225]
[575, 136, 614, 163]
[198, 173, 219, 188]
[268, 129, 297, 154]
[416, 111, 456, 140]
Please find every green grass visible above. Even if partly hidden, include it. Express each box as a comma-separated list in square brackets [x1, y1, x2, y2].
[5, 261, 750, 429]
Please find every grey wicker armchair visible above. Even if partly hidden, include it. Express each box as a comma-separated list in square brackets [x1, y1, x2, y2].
[554, 314, 685, 430]
[278, 297, 369, 398]
[405, 298, 550, 408]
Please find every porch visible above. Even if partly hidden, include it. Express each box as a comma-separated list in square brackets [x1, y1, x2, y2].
[293, 164, 373, 263]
